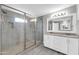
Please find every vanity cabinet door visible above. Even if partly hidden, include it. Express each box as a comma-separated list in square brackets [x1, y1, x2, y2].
[68, 38, 79, 55]
[53, 36, 68, 54]
[44, 35, 68, 54]
[43, 35, 48, 47]
[43, 35, 54, 48]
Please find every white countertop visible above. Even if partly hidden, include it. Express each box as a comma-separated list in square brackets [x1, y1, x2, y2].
[46, 32, 79, 38]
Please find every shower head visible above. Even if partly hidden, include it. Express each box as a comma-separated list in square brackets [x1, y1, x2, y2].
[1, 9, 7, 14]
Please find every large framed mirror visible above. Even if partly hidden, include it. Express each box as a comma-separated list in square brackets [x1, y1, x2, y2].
[47, 16, 73, 32]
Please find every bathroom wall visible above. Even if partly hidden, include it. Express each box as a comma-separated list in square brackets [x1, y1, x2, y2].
[35, 5, 77, 44]
[42, 5, 77, 35]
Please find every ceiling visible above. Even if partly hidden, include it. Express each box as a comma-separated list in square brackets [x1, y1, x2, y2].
[6, 4, 74, 17]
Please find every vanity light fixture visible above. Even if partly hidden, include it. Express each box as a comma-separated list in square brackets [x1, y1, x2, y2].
[51, 11, 68, 18]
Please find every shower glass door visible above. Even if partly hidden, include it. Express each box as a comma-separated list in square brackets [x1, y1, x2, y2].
[0, 5, 25, 55]
[0, 5, 37, 55]
[25, 18, 36, 48]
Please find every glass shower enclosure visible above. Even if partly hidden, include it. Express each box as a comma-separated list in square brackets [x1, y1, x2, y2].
[0, 5, 36, 55]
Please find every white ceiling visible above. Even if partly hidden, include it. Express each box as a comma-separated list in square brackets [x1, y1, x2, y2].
[6, 4, 74, 17]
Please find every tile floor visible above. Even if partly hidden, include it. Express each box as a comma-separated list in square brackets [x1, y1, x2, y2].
[19, 45, 64, 55]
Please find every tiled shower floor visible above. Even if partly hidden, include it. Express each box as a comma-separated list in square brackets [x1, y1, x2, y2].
[19, 45, 64, 55]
